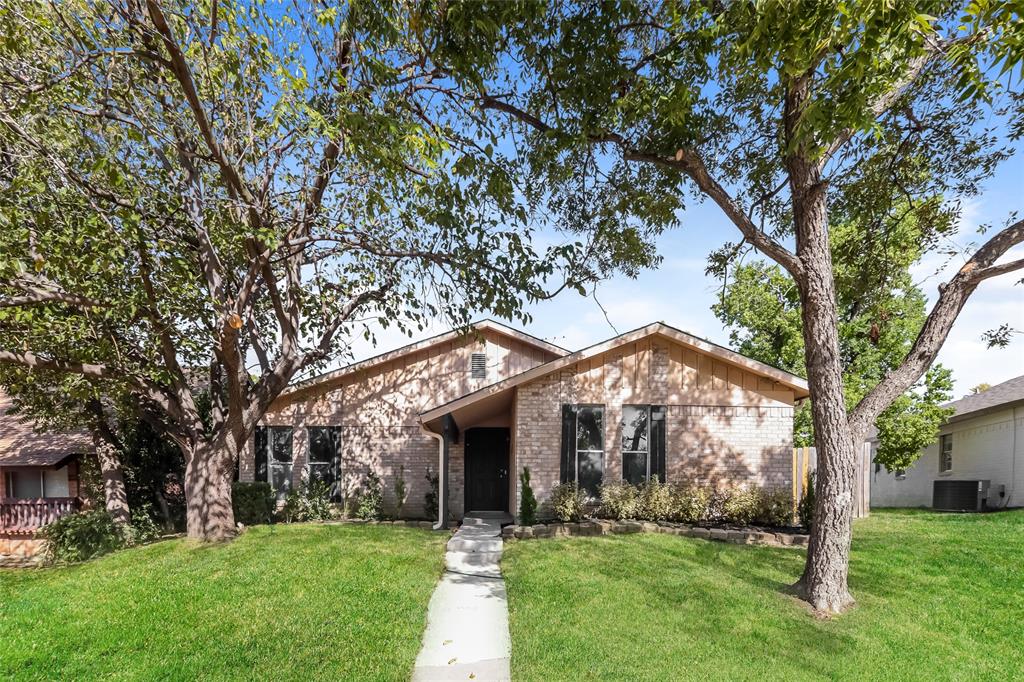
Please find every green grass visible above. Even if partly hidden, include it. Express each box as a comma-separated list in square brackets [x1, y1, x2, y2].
[503, 509, 1024, 681]
[0, 523, 446, 681]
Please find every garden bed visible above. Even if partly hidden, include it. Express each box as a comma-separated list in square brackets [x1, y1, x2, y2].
[501, 518, 809, 547]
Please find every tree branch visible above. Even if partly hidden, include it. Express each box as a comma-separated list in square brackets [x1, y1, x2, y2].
[850, 218, 1024, 434]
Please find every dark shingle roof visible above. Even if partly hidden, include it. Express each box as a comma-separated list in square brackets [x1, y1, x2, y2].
[945, 375, 1024, 423]
[0, 391, 92, 467]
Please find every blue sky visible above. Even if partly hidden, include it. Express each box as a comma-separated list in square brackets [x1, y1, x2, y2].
[341, 145, 1024, 400]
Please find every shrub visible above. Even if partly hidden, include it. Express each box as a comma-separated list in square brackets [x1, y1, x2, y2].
[720, 487, 761, 526]
[519, 467, 538, 526]
[355, 471, 384, 520]
[550, 482, 586, 522]
[394, 465, 409, 518]
[232, 481, 276, 526]
[599, 482, 638, 520]
[670, 484, 710, 523]
[636, 477, 673, 521]
[755, 489, 794, 527]
[39, 510, 128, 563]
[798, 471, 816, 529]
[423, 469, 439, 520]
[280, 480, 337, 523]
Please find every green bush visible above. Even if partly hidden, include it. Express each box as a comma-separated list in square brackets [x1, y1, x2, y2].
[232, 481, 276, 526]
[636, 477, 673, 521]
[423, 469, 439, 520]
[670, 484, 710, 523]
[798, 471, 816, 529]
[720, 487, 761, 526]
[598, 482, 637, 520]
[550, 482, 586, 522]
[519, 467, 538, 526]
[355, 471, 384, 521]
[280, 480, 337, 523]
[755, 489, 794, 527]
[39, 510, 128, 563]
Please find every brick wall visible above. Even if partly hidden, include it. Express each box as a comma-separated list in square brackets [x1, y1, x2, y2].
[513, 365, 794, 519]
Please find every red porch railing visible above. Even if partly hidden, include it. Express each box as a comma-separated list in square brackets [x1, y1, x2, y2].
[0, 497, 81, 534]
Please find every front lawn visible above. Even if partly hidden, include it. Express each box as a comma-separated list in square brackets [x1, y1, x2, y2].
[0, 524, 445, 681]
[503, 509, 1024, 681]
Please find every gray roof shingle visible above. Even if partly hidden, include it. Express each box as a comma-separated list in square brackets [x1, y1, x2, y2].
[945, 375, 1024, 422]
[0, 391, 92, 467]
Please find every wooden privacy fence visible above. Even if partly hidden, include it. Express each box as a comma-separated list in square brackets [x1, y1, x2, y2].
[792, 444, 871, 520]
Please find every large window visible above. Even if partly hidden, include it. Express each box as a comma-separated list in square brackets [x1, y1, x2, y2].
[255, 426, 294, 499]
[561, 405, 605, 496]
[3, 467, 69, 499]
[307, 426, 341, 499]
[939, 434, 953, 473]
[622, 405, 667, 484]
[622, 406, 650, 485]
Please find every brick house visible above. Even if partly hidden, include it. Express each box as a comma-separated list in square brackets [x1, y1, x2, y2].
[1, 390, 88, 557]
[241, 320, 809, 524]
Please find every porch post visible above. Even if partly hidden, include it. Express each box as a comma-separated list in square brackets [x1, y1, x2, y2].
[439, 414, 455, 528]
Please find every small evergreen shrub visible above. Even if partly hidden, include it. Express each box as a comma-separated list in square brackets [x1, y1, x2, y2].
[232, 481, 276, 526]
[280, 480, 337, 523]
[550, 482, 586, 522]
[519, 467, 538, 526]
[670, 484, 710, 523]
[599, 482, 637, 520]
[39, 510, 128, 563]
[636, 477, 673, 521]
[720, 487, 761, 526]
[355, 471, 384, 520]
[755, 489, 794, 527]
[798, 471, 816, 529]
[423, 469, 439, 520]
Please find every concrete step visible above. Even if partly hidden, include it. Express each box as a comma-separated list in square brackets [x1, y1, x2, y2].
[447, 536, 503, 553]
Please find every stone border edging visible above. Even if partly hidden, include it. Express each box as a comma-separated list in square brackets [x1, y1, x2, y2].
[501, 519, 809, 548]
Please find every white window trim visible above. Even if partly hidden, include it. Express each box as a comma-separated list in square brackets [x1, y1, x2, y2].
[939, 434, 953, 475]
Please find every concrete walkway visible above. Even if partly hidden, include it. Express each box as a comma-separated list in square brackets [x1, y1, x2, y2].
[412, 515, 511, 682]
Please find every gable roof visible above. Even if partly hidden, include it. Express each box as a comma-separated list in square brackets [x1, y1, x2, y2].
[0, 391, 92, 467]
[419, 321, 809, 426]
[944, 375, 1024, 424]
[282, 319, 567, 397]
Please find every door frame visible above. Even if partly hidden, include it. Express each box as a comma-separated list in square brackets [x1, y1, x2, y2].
[464, 427, 511, 513]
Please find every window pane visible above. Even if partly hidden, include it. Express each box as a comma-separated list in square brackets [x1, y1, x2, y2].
[623, 452, 647, 485]
[271, 463, 292, 496]
[308, 462, 335, 488]
[576, 406, 603, 452]
[12, 471, 43, 499]
[577, 451, 603, 497]
[44, 468, 70, 497]
[621, 405, 649, 453]
[308, 427, 337, 463]
[271, 427, 293, 463]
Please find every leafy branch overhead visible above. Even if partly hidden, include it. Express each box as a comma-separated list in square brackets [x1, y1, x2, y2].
[0, 0, 639, 540]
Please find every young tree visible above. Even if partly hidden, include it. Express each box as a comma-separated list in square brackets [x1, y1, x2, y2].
[0, 2, 646, 540]
[437, 2, 1024, 611]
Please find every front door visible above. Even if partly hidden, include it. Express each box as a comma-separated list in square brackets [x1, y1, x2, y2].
[465, 427, 510, 512]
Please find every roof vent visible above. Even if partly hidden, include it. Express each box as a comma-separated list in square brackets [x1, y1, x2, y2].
[470, 353, 487, 379]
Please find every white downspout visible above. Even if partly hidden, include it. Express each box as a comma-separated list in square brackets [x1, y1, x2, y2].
[1005, 406, 1019, 508]
[420, 423, 446, 530]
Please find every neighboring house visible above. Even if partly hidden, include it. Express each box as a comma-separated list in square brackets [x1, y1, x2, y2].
[241, 320, 809, 523]
[871, 375, 1024, 510]
[0, 390, 90, 557]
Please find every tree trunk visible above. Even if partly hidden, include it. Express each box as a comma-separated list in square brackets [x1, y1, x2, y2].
[93, 434, 131, 526]
[184, 441, 236, 541]
[785, 78, 857, 613]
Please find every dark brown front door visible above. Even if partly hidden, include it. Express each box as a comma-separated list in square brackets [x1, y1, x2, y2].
[465, 427, 510, 512]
